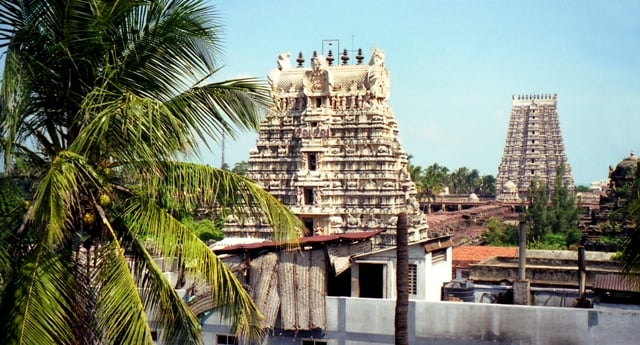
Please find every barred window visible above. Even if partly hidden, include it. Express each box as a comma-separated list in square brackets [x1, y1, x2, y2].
[408, 264, 418, 295]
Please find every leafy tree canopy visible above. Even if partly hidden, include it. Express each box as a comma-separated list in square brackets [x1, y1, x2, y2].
[407, 158, 496, 200]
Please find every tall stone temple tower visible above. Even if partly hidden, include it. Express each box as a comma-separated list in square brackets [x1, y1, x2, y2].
[232, 48, 428, 245]
[496, 94, 574, 201]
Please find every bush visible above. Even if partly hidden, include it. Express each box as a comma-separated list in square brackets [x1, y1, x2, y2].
[195, 219, 224, 242]
[481, 218, 519, 246]
[180, 217, 224, 242]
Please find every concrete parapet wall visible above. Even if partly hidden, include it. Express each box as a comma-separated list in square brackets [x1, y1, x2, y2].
[323, 297, 639, 345]
[200, 297, 640, 345]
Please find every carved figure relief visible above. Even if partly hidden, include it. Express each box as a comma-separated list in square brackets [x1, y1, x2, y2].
[267, 52, 292, 91]
[297, 188, 303, 204]
[303, 55, 332, 95]
[367, 48, 390, 99]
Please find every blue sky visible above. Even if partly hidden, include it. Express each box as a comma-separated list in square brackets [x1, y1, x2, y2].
[204, 0, 640, 186]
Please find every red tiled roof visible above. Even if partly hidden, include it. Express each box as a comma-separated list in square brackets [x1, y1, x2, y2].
[213, 230, 382, 254]
[453, 246, 518, 269]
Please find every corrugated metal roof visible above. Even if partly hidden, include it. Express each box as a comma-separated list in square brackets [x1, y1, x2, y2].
[208, 237, 267, 250]
[352, 235, 453, 258]
[213, 230, 382, 253]
[424, 238, 455, 252]
[593, 273, 640, 293]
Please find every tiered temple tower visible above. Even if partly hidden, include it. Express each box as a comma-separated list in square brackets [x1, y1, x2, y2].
[228, 48, 428, 245]
[496, 94, 574, 201]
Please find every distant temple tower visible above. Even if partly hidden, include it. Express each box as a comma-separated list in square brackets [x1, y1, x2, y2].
[496, 94, 574, 201]
[233, 48, 428, 245]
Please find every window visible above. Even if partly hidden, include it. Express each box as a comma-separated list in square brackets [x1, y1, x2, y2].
[304, 188, 314, 205]
[432, 249, 447, 264]
[316, 98, 322, 107]
[408, 264, 417, 295]
[531, 170, 535, 175]
[216, 334, 238, 345]
[308, 153, 317, 171]
[302, 340, 327, 345]
[303, 218, 314, 235]
[359, 263, 384, 298]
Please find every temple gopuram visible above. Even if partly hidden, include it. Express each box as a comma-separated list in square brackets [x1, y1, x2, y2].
[582, 152, 639, 251]
[226, 48, 428, 246]
[496, 94, 575, 201]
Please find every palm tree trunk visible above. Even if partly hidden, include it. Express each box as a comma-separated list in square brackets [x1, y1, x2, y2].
[395, 212, 409, 345]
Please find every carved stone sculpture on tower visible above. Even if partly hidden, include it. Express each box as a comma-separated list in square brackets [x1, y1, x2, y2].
[233, 48, 429, 246]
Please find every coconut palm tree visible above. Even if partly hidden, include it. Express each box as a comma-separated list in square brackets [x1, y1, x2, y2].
[394, 212, 409, 345]
[0, 0, 301, 344]
[422, 163, 448, 202]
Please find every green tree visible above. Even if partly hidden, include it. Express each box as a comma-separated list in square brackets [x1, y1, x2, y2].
[449, 167, 470, 194]
[0, 1, 301, 344]
[549, 164, 580, 246]
[479, 174, 497, 195]
[575, 185, 591, 193]
[621, 162, 640, 273]
[181, 217, 225, 243]
[523, 164, 580, 248]
[524, 178, 552, 242]
[423, 163, 449, 200]
[481, 217, 518, 246]
[232, 160, 250, 176]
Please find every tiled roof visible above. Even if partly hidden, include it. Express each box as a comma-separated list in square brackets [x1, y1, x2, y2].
[593, 273, 640, 293]
[453, 246, 518, 269]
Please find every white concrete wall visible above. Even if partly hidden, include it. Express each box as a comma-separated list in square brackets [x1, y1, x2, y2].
[423, 247, 452, 301]
[352, 244, 452, 301]
[199, 297, 640, 345]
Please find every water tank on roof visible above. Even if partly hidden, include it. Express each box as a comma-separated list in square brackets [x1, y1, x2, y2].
[442, 280, 475, 302]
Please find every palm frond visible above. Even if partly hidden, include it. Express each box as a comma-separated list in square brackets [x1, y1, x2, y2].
[143, 161, 303, 241]
[127, 236, 203, 345]
[0, 48, 32, 168]
[113, 0, 223, 100]
[165, 78, 272, 146]
[74, 88, 193, 166]
[0, 245, 77, 345]
[29, 151, 100, 245]
[93, 226, 155, 345]
[120, 197, 265, 343]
